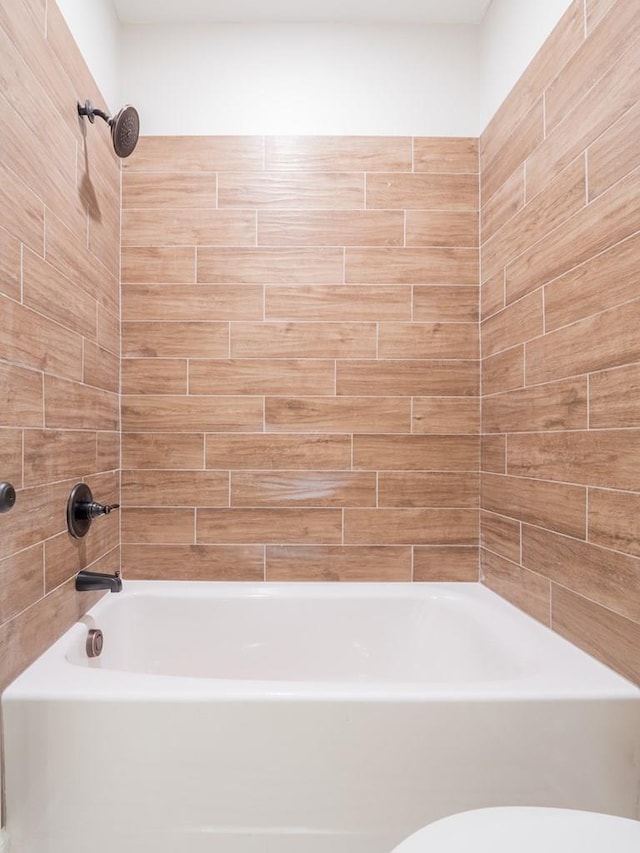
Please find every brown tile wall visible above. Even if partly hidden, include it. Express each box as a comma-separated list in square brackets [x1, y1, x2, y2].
[480, 0, 640, 684]
[121, 135, 480, 583]
[4, 0, 638, 699]
[0, 0, 120, 692]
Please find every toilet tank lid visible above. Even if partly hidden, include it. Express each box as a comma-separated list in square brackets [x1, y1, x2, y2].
[391, 807, 640, 853]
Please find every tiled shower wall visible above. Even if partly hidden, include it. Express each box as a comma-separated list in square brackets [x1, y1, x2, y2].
[2, 0, 640, 695]
[480, 0, 640, 683]
[120, 136, 480, 581]
[0, 0, 120, 691]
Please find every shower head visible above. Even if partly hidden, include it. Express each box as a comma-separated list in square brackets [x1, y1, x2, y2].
[110, 105, 140, 158]
[77, 100, 140, 158]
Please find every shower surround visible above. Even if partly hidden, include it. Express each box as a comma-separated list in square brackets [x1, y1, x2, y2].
[120, 135, 480, 583]
[1, 0, 640, 697]
[0, 0, 120, 693]
[479, 0, 640, 684]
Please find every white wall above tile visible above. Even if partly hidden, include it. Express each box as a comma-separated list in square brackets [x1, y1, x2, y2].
[480, 0, 577, 129]
[55, 0, 122, 112]
[112, 0, 492, 24]
[120, 23, 480, 136]
[57, 0, 575, 136]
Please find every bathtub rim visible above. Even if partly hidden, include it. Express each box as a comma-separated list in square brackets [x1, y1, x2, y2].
[2, 581, 639, 703]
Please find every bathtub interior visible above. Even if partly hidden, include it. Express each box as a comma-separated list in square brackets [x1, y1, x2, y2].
[65, 584, 534, 682]
[52, 582, 637, 692]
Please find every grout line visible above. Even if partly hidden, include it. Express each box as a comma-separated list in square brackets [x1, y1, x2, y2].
[583, 0, 588, 38]
[519, 522, 523, 566]
[585, 486, 590, 542]
[19, 242, 24, 303]
[584, 150, 590, 203]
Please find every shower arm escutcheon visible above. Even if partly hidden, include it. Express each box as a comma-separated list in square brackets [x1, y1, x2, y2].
[67, 483, 120, 539]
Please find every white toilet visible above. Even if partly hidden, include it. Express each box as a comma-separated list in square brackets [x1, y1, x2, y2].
[391, 807, 640, 852]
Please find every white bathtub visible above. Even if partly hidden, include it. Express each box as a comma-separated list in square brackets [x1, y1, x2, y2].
[3, 582, 640, 853]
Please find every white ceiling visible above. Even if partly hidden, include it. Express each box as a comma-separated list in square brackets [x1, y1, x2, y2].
[113, 0, 493, 25]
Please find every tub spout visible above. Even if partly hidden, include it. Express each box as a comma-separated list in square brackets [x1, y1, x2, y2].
[76, 569, 122, 593]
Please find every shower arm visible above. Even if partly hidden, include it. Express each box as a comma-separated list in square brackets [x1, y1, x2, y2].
[77, 100, 113, 125]
[77, 98, 140, 158]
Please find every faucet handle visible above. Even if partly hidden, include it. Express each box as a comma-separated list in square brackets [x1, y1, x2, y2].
[67, 484, 119, 538]
[83, 501, 120, 519]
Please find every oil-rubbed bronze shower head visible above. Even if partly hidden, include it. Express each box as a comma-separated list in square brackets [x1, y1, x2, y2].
[77, 99, 140, 158]
[110, 104, 140, 158]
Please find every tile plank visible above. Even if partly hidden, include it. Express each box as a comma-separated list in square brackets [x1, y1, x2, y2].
[482, 473, 586, 538]
[344, 508, 478, 545]
[552, 585, 640, 684]
[218, 172, 364, 209]
[258, 210, 403, 247]
[197, 508, 342, 544]
[231, 472, 376, 508]
[122, 544, 264, 581]
[265, 396, 411, 434]
[266, 545, 411, 581]
[265, 136, 411, 171]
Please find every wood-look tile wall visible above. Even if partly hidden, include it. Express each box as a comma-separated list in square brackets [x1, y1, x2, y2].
[121, 135, 480, 583]
[480, 0, 640, 684]
[6, 0, 637, 697]
[0, 0, 120, 692]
